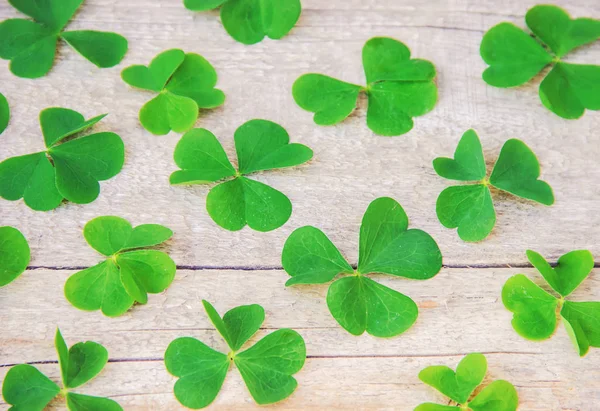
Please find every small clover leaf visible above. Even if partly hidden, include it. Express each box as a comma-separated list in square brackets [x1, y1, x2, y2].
[282, 197, 442, 337]
[0, 92, 8, 135]
[64, 216, 176, 317]
[502, 249, 599, 356]
[0, 107, 124, 211]
[0, 0, 127, 79]
[122, 49, 225, 135]
[480, 5, 600, 118]
[434, 130, 553, 242]
[293, 37, 437, 136]
[165, 301, 306, 408]
[0, 226, 30, 287]
[170, 120, 313, 232]
[184, 0, 302, 45]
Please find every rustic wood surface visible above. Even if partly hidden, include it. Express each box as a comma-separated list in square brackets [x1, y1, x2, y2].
[1, 0, 599, 410]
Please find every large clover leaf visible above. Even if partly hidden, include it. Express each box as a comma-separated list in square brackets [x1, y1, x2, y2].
[170, 119, 313, 232]
[0, 226, 30, 287]
[282, 197, 442, 337]
[481, 5, 600, 119]
[293, 37, 437, 136]
[0, 92, 8, 135]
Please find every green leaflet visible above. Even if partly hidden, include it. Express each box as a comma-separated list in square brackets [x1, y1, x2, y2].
[282, 197, 442, 337]
[0, 0, 127, 78]
[170, 120, 313, 232]
[293, 37, 437, 136]
[65, 216, 176, 317]
[165, 301, 306, 408]
[480, 5, 600, 118]
[502, 249, 600, 356]
[184, 0, 302, 45]
[0, 92, 8, 135]
[122, 49, 225, 135]
[0, 107, 124, 211]
[1, 364, 60, 411]
[0, 226, 30, 287]
[433, 130, 553, 242]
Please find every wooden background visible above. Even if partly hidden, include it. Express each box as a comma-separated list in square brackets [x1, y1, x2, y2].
[1, 0, 599, 409]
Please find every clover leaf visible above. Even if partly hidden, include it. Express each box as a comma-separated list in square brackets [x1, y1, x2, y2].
[0, 92, 8, 135]
[0, 107, 124, 211]
[165, 300, 306, 408]
[184, 0, 302, 45]
[170, 119, 313, 232]
[121, 49, 225, 135]
[416, 353, 518, 411]
[434, 129, 553, 242]
[64, 216, 176, 317]
[480, 5, 600, 119]
[502, 249, 599, 356]
[0, 226, 30, 287]
[2, 328, 123, 411]
[0, 0, 128, 79]
[293, 37, 437, 136]
[282, 197, 442, 337]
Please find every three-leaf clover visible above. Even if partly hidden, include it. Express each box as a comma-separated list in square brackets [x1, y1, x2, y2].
[416, 353, 519, 411]
[1, 328, 122, 411]
[170, 119, 313, 232]
[293, 37, 438, 136]
[503, 249, 599, 356]
[480, 5, 600, 119]
[434, 129, 554, 242]
[183, 0, 302, 45]
[0, 91, 8, 135]
[121, 49, 225, 135]
[0, 107, 124, 211]
[0, 226, 30, 287]
[64, 216, 176, 317]
[0, 0, 128, 79]
[165, 300, 306, 408]
[282, 197, 442, 337]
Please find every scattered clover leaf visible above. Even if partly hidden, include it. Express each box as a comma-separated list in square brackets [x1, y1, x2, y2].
[0, 92, 8, 135]
[433, 129, 553, 242]
[293, 37, 438, 136]
[416, 353, 519, 411]
[1, 328, 123, 411]
[64, 216, 176, 317]
[121, 49, 225, 135]
[165, 300, 306, 408]
[170, 119, 313, 232]
[183, 0, 302, 45]
[503, 249, 599, 356]
[0, 226, 30, 287]
[282, 197, 442, 337]
[480, 5, 600, 119]
[0, 107, 124, 211]
[0, 0, 128, 79]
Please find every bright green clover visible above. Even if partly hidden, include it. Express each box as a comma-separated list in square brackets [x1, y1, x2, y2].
[121, 49, 225, 135]
[0, 107, 124, 211]
[165, 300, 306, 408]
[1, 328, 123, 411]
[0, 0, 128, 79]
[183, 0, 302, 45]
[64, 216, 176, 317]
[0, 226, 30, 287]
[503, 249, 599, 356]
[293, 37, 437, 136]
[481, 5, 600, 119]
[434, 129, 553, 242]
[0, 92, 8, 135]
[170, 119, 313, 232]
[282, 197, 442, 337]
[416, 353, 519, 411]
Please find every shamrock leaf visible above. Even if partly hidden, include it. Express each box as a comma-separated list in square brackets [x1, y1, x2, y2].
[165, 301, 306, 408]
[170, 120, 312, 232]
[0, 91, 8, 135]
[0, 107, 124, 211]
[480, 5, 600, 118]
[282, 197, 442, 337]
[184, 0, 302, 45]
[434, 130, 553, 242]
[122, 49, 225, 135]
[0, 0, 127, 79]
[65, 216, 176, 317]
[0, 226, 30, 287]
[502, 249, 600, 356]
[55, 328, 108, 389]
[2, 364, 60, 411]
[293, 37, 437, 136]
